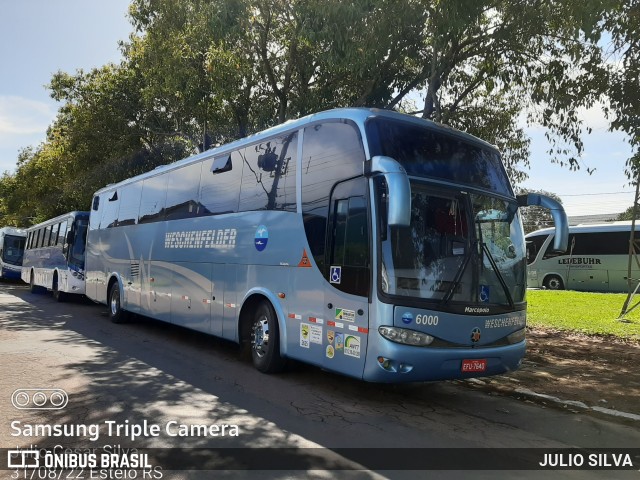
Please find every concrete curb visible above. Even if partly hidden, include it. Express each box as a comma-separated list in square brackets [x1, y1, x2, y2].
[513, 387, 640, 422]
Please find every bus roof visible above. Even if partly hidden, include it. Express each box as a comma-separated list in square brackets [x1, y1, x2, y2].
[526, 221, 639, 237]
[24, 211, 90, 232]
[92, 107, 500, 196]
[0, 226, 26, 237]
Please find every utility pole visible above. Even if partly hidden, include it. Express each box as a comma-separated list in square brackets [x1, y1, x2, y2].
[619, 173, 640, 321]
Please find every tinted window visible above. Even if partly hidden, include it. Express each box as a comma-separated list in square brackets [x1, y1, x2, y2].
[239, 132, 298, 212]
[101, 191, 120, 229]
[572, 232, 630, 255]
[526, 234, 547, 264]
[367, 117, 512, 195]
[199, 151, 243, 215]
[165, 163, 203, 221]
[328, 179, 370, 297]
[58, 221, 68, 246]
[138, 175, 168, 224]
[118, 182, 144, 226]
[544, 231, 632, 258]
[301, 121, 365, 270]
[43, 226, 52, 247]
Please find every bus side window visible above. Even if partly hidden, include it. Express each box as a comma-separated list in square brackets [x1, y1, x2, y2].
[165, 162, 202, 221]
[101, 191, 120, 229]
[58, 220, 68, 246]
[118, 182, 144, 226]
[239, 132, 298, 212]
[301, 121, 366, 273]
[139, 175, 168, 224]
[199, 151, 243, 216]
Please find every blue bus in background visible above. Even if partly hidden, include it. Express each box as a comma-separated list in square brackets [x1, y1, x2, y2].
[0, 227, 26, 280]
[21, 211, 89, 301]
[85, 108, 568, 382]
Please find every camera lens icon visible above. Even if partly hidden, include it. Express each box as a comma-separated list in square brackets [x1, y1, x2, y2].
[11, 389, 68, 410]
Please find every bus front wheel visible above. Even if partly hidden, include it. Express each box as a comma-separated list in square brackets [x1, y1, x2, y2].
[108, 282, 129, 324]
[544, 275, 564, 290]
[250, 302, 285, 373]
[52, 274, 66, 302]
[29, 271, 44, 294]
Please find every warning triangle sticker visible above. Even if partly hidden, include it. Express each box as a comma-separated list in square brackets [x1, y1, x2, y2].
[298, 249, 312, 268]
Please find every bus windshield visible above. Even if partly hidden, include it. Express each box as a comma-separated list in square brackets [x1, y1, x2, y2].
[378, 183, 526, 307]
[366, 117, 513, 196]
[2, 235, 26, 265]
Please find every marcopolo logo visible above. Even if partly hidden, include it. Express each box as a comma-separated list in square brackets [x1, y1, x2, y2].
[12, 388, 68, 410]
[401, 312, 413, 324]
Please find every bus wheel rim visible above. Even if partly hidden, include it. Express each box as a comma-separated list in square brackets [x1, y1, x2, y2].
[252, 316, 270, 358]
[110, 289, 119, 316]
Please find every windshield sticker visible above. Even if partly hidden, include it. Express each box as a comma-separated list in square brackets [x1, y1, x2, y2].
[330, 266, 341, 284]
[327, 330, 335, 344]
[254, 225, 269, 251]
[479, 285, 490, 303]
[165, 229, 236, 249]
[344, 335, 361, 358]
[300, 323, 310, 348]
[335, 333, 344, 350]
[326, 345, 335, 359]
[335, 308, 355, 323]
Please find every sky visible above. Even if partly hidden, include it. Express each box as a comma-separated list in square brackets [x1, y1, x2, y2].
[0, 1, 636, 218]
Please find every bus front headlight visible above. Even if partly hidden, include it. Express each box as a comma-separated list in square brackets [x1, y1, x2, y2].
[379, 326, 434, 346]
[506, 328, 526, 344]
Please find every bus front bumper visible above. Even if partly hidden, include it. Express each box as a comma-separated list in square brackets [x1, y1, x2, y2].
[362, 339, 526, 383]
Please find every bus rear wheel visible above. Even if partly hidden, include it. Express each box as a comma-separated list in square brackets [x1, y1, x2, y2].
[544, 275, 564, 290]
[250, 301, 285, 373]
[108, 282, 129, 324]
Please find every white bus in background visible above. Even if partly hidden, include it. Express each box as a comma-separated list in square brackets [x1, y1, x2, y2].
[21, 211, 89, 300]
[0, 227, 26, 280]
[525, 221, 638, 292]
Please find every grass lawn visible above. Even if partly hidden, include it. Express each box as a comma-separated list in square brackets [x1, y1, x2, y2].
[527, 290, 640, 340]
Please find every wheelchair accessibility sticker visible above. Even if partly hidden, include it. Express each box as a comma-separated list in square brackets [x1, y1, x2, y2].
[330, 266, 341, 284]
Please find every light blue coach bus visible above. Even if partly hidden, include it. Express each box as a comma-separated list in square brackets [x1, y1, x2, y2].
[85, 108, 568, 382]
[0, 227, 26, 280]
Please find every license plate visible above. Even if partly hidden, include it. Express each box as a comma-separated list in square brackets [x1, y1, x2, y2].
[461, 359, 487, 373]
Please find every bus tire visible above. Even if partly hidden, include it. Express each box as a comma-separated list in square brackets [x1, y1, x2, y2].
[29, 271, 44, 294]
[52, 274, 66, 302]
[544, 274, 564, 290]
[250, 301, 285, 373]
[108, 282, 129, 324]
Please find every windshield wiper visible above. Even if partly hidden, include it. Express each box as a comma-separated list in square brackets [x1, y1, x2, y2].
[442, 242, 474, 304]
[481, 242, 514, 308]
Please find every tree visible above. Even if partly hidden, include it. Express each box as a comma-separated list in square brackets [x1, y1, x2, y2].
[2, 0, 639, 227]
[617, 205, 640, 221]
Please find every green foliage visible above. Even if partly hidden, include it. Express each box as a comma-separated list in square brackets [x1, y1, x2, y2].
[527, 290, 640, 340]
[616, 205, 640, 221]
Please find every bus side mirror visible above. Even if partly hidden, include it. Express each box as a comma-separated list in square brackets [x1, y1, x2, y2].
[517, 193, 569, 252]
[370, 156, 411, 226]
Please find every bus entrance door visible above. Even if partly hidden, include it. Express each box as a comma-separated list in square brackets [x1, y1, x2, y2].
[323, 178, 370, 378]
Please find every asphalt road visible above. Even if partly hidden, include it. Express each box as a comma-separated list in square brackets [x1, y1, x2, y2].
[1, 283, 639, 479]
